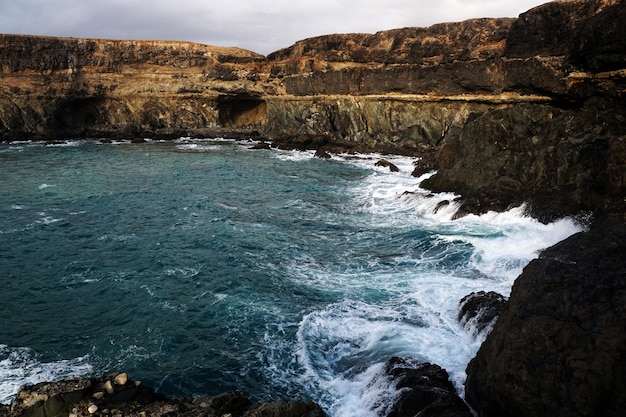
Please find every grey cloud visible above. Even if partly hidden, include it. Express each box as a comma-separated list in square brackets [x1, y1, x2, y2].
[0, 0, 547, 55]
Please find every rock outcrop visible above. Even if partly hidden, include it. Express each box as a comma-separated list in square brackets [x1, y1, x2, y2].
[458, 291, 507, 336]
[4, 373, 326, 417]
[465, 221, 626, 417]
[369, 357, 473, 417]
[421, 0, 626, 221]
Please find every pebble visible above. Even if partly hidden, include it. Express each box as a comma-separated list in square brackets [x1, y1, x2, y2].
[114, 372, 128, 386]
[88, 404, 98, 414]
[92, 391, 105, 399]
[104, 380, 114, 394]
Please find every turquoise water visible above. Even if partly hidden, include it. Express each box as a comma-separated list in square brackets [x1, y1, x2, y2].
[0, 139, 581, 416]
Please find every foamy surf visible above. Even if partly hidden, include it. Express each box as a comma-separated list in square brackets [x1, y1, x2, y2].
[274, 152, 584, 417]
[0, 345, 92, 404]
[0, 139, 585, 416]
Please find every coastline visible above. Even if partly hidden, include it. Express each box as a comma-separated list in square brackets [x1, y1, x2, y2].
[1, 1, 625, 416]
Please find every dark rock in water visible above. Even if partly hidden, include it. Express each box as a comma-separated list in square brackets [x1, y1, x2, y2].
[250, 141, 271, 150]
[458, 291, 507, 336]
[7, 373, 327, 417]
[411, 162, 435, 178]
[377, 357, 472, 417]
[375, 159, 399, 172]
[244, 400, 327, 417]
[465, 221, 626, 417]
[192, 390, 253, 416]
[433, 200, 450, 214]
[314, 149, 332, 159]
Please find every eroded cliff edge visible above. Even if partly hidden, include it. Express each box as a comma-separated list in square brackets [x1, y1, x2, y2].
[1, 1, 626, 417]
[2, 0, 625, 220]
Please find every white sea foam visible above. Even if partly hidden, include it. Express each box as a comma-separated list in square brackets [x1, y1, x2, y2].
[175, 143, 222, 152]
[0, 345, 93, 405]
[44, 140, 83, 147]
[271, 149, 316, 162]
[284, 155, 583, 417]
[38, 183, 55, 190]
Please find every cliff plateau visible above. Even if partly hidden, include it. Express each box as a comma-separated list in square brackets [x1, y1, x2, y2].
[1, 1, 626, 417]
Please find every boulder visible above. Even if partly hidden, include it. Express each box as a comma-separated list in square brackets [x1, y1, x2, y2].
[458, 291, 507, 336]
[250, 141, 272, 150]
[375, 159, 399, 172]
[374, 357, 472, 417]
[465, 221, 626, 417]
[314, 149, 332, 159]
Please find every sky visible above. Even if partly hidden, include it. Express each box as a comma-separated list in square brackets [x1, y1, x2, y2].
[0, 0, 549, 55]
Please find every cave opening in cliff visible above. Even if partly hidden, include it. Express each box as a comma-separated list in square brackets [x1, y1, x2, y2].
[217, 95, 267, 128]
[54, 98, 104, 129]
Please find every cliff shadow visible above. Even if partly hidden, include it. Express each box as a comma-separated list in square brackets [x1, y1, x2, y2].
[217, 95, 267, 128]
[54, 98, 105, 129]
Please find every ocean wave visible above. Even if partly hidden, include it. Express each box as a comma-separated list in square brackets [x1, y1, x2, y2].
[0, 345, 92, 405]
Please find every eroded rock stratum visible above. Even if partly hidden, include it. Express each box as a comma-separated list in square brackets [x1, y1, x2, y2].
[2, 0, 624, 220]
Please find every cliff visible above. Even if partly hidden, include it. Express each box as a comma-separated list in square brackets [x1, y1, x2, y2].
[2, 1, 624, 220]
[1, 1, 626, 417]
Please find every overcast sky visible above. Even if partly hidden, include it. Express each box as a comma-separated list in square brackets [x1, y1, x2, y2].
[1, 0, 548, 55]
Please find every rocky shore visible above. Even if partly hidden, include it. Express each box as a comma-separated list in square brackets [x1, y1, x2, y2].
[1, 0, 625, 416]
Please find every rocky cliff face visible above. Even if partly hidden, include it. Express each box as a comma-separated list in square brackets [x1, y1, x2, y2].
[0, 35, 271, 140]
[465, 221, 626, 417]
[1, 1, 625, 417]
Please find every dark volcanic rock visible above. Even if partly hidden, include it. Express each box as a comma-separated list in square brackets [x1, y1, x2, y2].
[422, 99, 626, 220]
[9, 377, 93, 417]
[314, 148, 332, 159]
[250, 141, 272, 150]
[7, 373, 326, 417]
[458, 291, 507, 336]
[465, 221, 626, 417]
[375, 159, 399, 172]
[376, 357, 473, 417]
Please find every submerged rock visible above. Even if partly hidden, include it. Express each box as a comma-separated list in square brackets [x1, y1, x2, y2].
[250, 141, 272, 150]
[314, 149, 332, 159]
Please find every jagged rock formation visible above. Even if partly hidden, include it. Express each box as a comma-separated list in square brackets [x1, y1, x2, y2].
[421, 0, 626, 220]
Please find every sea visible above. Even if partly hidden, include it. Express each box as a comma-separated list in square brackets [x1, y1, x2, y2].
[0, 138, 582, 417]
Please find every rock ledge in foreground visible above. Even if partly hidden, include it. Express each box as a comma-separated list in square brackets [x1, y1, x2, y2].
[4, 373, 326, 417]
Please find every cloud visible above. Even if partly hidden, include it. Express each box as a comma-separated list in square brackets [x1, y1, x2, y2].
[0, 0, 548, 54]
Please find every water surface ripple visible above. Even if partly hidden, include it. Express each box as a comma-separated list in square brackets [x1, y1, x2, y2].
[0, 139, 581, 416]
